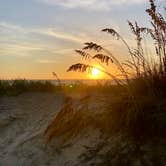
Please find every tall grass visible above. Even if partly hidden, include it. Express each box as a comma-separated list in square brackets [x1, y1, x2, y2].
[67, 0, 166, 84]
[45, 0, 166, 144]
[66, 0, 166, 104]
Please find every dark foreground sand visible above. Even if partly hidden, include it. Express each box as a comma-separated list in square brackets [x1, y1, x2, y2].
[0, 92, 165, 166]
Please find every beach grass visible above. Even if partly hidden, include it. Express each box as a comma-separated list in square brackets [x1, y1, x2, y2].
[44, 0, 166, 145]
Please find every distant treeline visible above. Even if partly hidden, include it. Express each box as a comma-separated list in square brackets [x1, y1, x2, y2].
[0, 80, 61, 96]
[0, 79, 125, 96]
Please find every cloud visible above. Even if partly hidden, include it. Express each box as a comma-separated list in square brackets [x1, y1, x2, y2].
[0, 22, 84, 44]
[37, 59, 58, 63]
[36, 28, 84, 43]
[38, 0, 148, 11]
[0, 22, 26, 33]
[0, 22, 87, 58]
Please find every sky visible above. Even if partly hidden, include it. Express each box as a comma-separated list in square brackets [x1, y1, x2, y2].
[0, 0, 165, 79]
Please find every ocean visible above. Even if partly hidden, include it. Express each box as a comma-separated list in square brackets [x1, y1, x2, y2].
[36, 79, 113, 86]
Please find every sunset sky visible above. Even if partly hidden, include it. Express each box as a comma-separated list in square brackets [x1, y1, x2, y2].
[0, 0, 165, 79]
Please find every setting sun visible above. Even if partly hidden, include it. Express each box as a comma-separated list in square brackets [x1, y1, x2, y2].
[91, 68, 100, 78]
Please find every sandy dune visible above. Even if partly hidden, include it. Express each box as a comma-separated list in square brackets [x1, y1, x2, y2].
[0, 93, 65, 165]
[0, 92, 101, 166]
[0, 92, 165, 166]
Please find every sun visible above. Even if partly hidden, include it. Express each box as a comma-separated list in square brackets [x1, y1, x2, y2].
[91, 68, 100, 78]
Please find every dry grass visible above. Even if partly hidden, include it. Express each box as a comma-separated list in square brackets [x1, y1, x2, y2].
[44, 95, 97, 144]
[44, 85, 166, 146]
[67, 0, 166, 81]
[44, 0, 166, 144]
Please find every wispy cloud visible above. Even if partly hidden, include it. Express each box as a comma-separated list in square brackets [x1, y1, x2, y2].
[38, 0, 148, 11]
[0, 22, 87, 58]
[0, 22, 26, 33]
[0, 22, 84, 44]
[37, 59, 58, 63]
[0, 21, 135, 60]
[36, 28, 84, 43]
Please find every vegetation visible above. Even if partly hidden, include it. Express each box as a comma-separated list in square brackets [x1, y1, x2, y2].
[0, 79, 61, 96]
[68, 0, 166, 81]
[45, 0, 166, 145]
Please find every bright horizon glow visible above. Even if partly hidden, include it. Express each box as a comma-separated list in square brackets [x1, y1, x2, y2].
[92, 68, 100, 76]
[90, 67, 102, 79]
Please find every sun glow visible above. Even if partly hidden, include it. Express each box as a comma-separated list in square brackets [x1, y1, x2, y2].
[91, 67, 101, 79]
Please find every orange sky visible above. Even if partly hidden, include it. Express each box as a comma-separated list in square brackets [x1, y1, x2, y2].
[0, 0, 165, 79]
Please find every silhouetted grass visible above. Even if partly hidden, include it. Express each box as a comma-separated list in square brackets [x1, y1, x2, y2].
[45, 0, 166, 145]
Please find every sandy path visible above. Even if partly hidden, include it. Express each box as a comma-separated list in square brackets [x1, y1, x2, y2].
[0, 92, 66, 165]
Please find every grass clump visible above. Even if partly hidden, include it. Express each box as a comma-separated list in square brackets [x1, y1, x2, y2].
[45, 0, 166, 145]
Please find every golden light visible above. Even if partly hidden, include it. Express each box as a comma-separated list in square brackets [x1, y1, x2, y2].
[91, 68, 100, 78]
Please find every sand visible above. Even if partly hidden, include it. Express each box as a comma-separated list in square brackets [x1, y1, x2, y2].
[0, 92, 165, 166]
[0, 92, 102, 166]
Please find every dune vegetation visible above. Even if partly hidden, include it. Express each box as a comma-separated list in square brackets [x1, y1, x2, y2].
[0, 80, 61, 96]
[45, 0, 166, 146]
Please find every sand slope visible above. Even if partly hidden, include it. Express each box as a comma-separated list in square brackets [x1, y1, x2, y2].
[0, 92, 165, 166]
[0, 93, 102, 166]
[0, 93, 64, 165]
